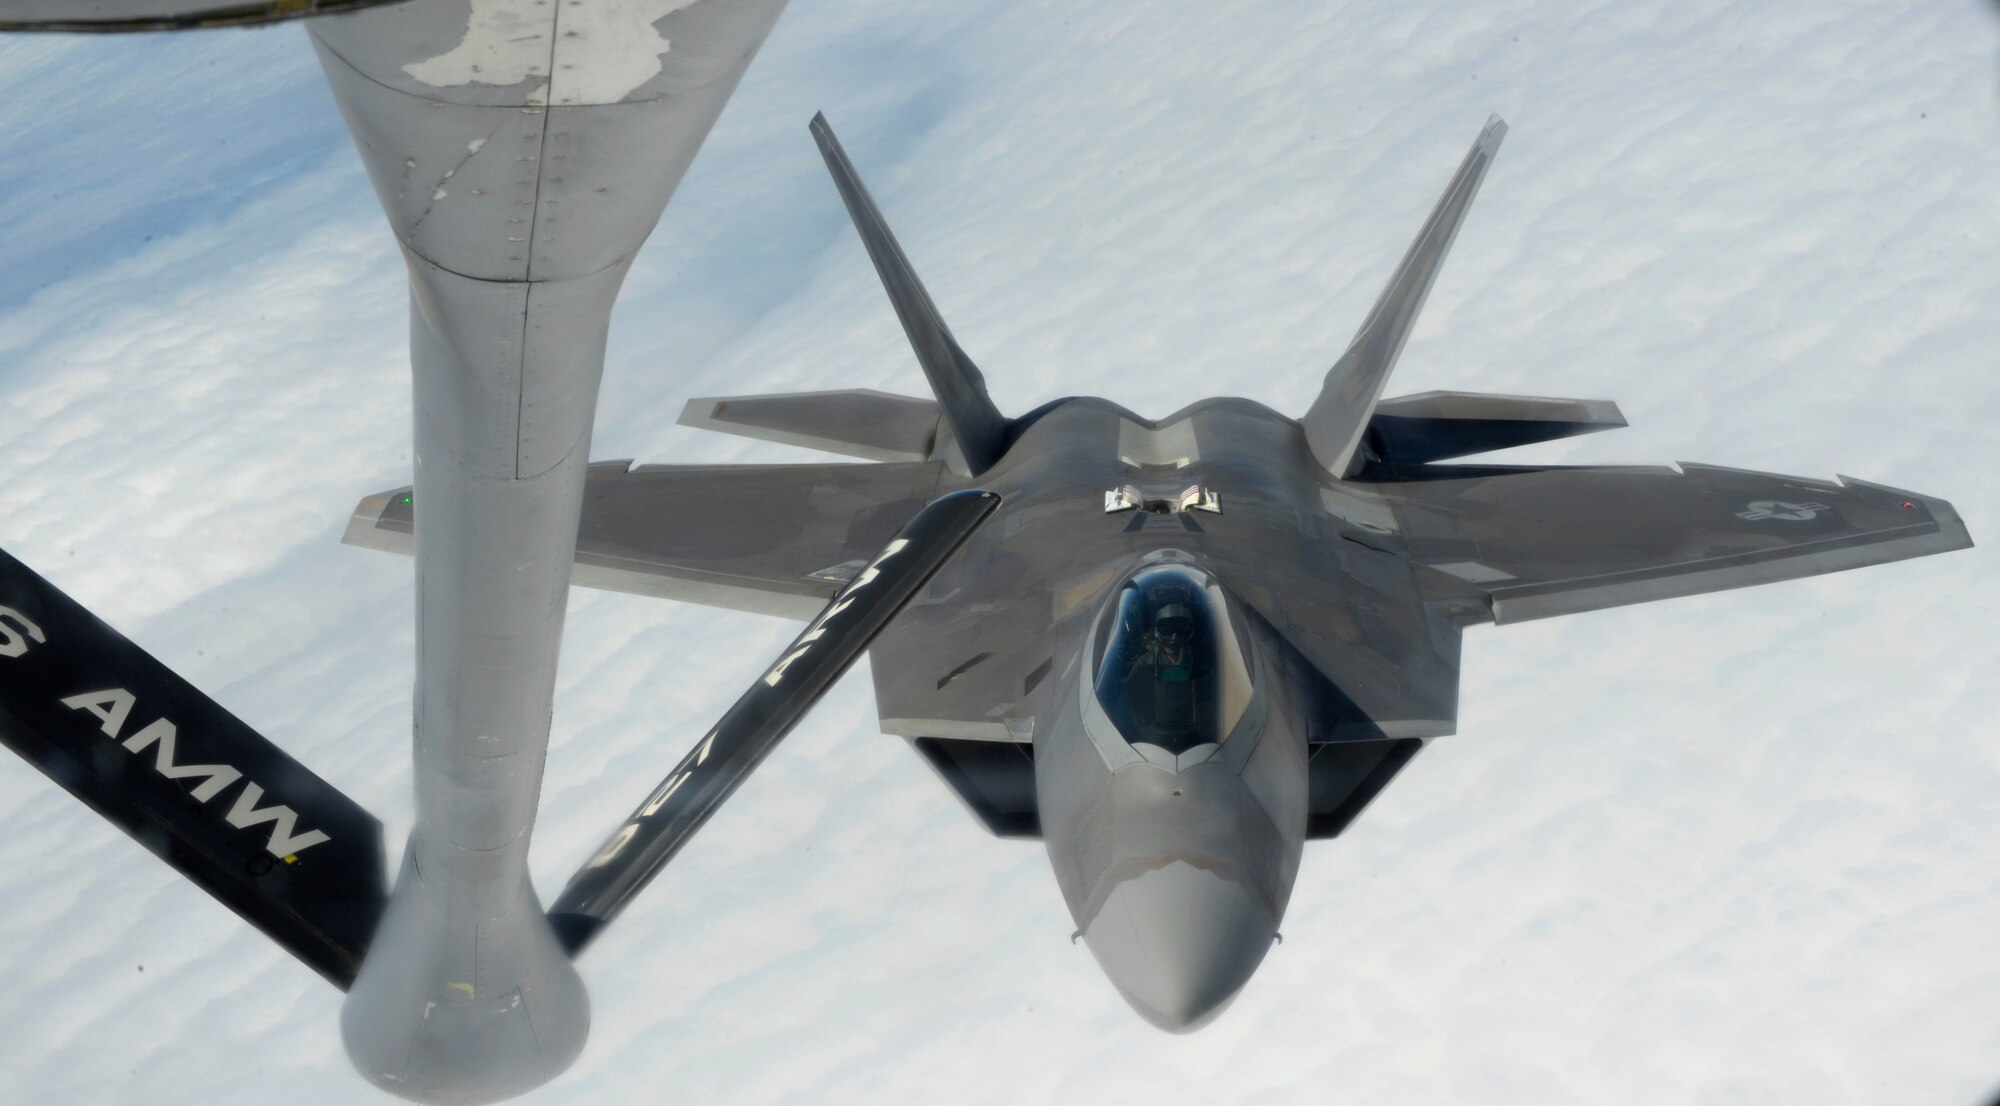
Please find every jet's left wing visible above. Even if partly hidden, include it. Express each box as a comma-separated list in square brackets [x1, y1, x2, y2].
[1374, 462, 1971, 624]
[346, 459, 946, 620]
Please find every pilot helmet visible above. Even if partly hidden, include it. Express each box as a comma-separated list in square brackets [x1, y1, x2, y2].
[1154, 603, 1194, 646]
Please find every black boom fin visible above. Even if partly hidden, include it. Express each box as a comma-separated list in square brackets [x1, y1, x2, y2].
[811, 113, 1012, 475]
[0, 547, 387, 988]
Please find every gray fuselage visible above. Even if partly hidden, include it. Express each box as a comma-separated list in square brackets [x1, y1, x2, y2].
[872, 396, 1432, 1027]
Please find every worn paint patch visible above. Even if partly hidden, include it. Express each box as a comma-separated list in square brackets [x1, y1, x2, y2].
[402, 0, 550, 91]
[402, 0, 703, 105]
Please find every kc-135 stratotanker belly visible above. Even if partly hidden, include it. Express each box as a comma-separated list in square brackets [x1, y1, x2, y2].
[0, 5, 1974, 1099]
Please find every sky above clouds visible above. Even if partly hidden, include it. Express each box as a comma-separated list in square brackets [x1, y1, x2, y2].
[0, 1, 1997, 1104]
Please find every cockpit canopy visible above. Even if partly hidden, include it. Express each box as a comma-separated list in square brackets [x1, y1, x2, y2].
[1091, 565, 1256, 756]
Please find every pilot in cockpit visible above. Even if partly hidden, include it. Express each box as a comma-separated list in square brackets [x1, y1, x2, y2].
[1096, 569, 1228, 754]
[1124, 596, 1201, 737]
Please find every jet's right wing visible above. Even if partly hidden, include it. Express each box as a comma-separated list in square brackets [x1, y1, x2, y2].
[346, 459, 947, 621]
[1375, 462, 1972, 624]
[548, 490, 1000, 953]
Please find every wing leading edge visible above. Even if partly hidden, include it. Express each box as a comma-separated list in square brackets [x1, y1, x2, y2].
[346, 459, 946, 620]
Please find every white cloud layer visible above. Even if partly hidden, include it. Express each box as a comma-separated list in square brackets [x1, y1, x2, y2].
[0, 1, 1996, 1103]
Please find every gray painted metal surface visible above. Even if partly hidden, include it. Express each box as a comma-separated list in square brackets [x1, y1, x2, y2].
[679, 389, 946, 462]
[0, 0, 409, 31]
[308, 3, 788, 1101]
[0, 2, 788, 1100]
[810, 112, 1012, 475]
[1303, 114, 1508, 479]
[351, 115, 1973, 1032]
[1367, 390, 1627, 464]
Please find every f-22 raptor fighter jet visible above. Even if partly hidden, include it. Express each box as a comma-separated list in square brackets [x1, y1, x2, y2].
[349, 113, 1973, 1032]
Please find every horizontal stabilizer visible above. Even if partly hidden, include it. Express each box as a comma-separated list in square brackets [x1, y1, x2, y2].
[1304, 116, 1508, 479]
[0, 548, 387, 988]
[1368, 390, 1626, 464]
[0, 0, 406, 31]
[547, 489, 1001, 954]
[679, 389, 943, 462]
[811, 113, 1013, 474]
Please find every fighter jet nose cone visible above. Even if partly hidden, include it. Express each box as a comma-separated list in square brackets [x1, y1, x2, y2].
[1081, 862, 1276, 1033]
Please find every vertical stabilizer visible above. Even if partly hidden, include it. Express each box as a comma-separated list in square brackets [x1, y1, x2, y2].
[811, 114, 1012, 474]
[1303, 115, 1507, 479]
